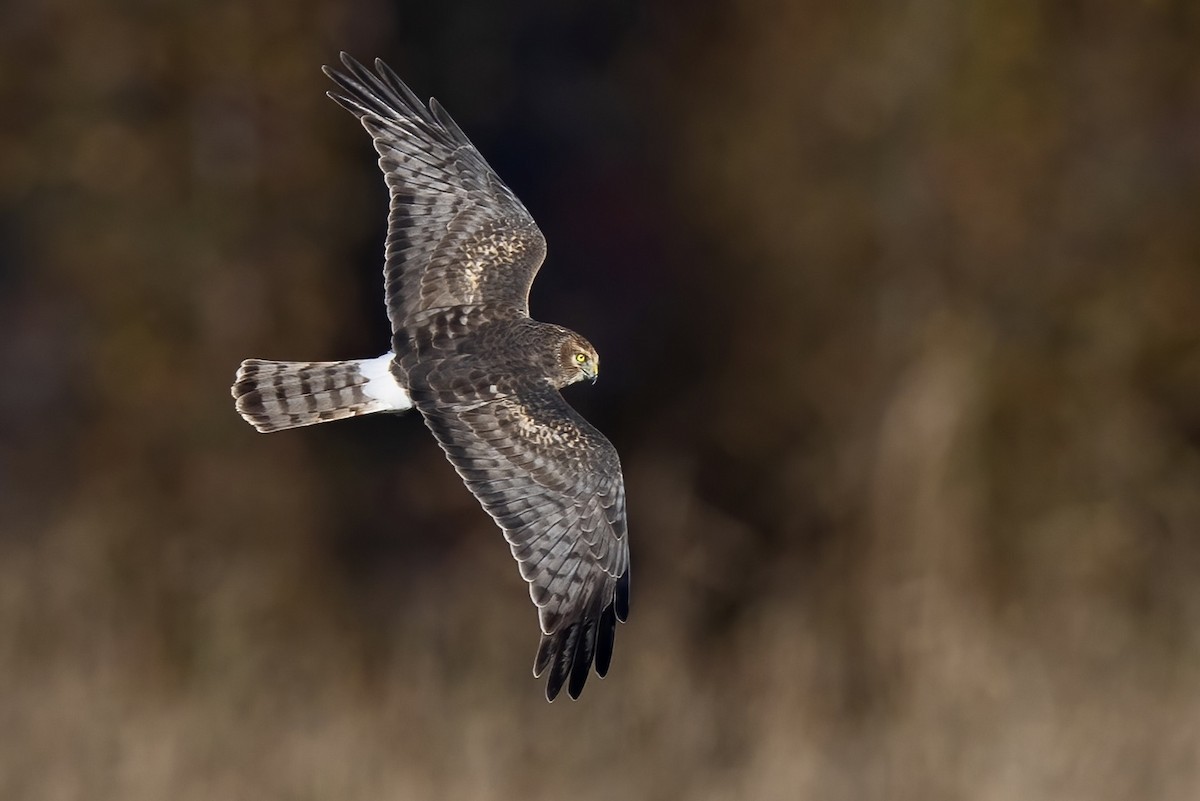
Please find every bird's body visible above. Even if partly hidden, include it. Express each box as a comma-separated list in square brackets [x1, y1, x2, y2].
[232, 54, 629, 701]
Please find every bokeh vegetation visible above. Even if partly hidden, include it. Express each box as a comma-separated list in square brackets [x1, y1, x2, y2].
[2, 1, 1199, 798]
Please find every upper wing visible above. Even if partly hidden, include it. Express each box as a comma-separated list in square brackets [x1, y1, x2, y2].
[414, 383, 630, 701]
[323, 54, 547, 334]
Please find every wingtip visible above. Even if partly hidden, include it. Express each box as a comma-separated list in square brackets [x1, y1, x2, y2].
[536, 637, 568, 702]
[545, 669, 568, 702]
[615, 569, 630, 623]
[594, 603, 617, 678]
[322, 51, 350, 75]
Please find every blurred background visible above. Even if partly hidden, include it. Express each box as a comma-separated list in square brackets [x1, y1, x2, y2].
[3, 0, 1200, 798]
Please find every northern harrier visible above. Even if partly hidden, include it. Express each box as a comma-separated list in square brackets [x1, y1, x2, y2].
[231, 54, 629, 701]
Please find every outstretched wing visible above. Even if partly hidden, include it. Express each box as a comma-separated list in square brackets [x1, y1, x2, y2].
[323, 53, 547, 335]
[414, 383, 630, 701]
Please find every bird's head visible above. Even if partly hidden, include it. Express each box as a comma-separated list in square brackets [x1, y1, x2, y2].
[557, 330, 600, 387]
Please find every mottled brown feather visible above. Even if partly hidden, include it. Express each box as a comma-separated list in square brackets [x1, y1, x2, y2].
[301, 55, 632, 700]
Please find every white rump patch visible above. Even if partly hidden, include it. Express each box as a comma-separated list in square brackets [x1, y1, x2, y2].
[357, 352, 413, 412]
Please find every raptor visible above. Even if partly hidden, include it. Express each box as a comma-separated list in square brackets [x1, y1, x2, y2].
[232, 54, 629, 701]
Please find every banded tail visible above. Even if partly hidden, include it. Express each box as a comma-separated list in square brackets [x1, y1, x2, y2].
[232, 353, 412, 433]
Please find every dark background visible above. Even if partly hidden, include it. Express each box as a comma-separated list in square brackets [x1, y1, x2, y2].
[3, 1, 1200, 798]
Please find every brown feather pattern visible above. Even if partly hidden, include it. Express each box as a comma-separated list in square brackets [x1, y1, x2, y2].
[234, 54, 631, 701]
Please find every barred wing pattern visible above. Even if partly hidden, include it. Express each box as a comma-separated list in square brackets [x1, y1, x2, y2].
[416, 385, 630, 701]
[323, 55, 547, 337]
[310, 54, 631, 701]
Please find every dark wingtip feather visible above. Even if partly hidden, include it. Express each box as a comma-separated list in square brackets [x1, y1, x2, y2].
[543, 626, 573, 702]
[533, 634, 554, 678]
[615, 569, 630, 623]
[567, 617, 599, 700]
[594, 603, 617, 678]
[533, 596, 624, 701]
[535, 631, 568, 702]
[532, 574, 630, 700]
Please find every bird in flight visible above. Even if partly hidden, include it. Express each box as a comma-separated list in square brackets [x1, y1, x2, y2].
[231, 54, 629, 701]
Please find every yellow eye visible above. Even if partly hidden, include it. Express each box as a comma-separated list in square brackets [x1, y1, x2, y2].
[574, 353, 588, 364]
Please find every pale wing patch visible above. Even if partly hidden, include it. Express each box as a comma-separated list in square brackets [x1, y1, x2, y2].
[459, 228, 534, 299]
[506, 402, 580, 450]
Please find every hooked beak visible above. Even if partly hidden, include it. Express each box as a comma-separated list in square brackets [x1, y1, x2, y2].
[583, 360, 599, 384]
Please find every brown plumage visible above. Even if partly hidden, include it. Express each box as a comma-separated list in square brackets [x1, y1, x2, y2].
[231, 54, 629, 701]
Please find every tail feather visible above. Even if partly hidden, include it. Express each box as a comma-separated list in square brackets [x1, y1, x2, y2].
[232, 353, 412, 433]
